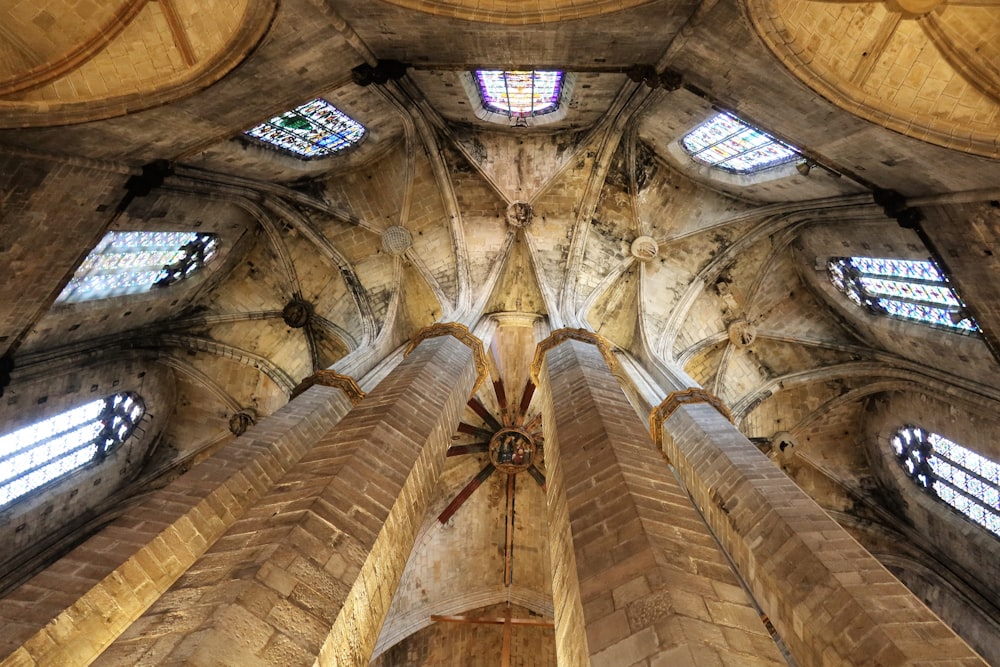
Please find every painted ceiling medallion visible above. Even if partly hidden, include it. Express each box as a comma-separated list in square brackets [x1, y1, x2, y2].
[489, 427, 536, 474]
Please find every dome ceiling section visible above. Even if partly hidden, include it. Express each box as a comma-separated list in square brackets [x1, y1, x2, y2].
[744, 0, 1000, 158]
[0, 0, 276, 127]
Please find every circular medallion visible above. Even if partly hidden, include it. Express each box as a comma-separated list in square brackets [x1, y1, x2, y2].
[630, 236, 659, 261]
[506, 202, 534, 228]
[381, 225, 413, 255]
[489, 427, 535, 474]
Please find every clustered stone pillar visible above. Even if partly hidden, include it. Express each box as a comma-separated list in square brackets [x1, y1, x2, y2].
[534, 329, 785, 666]
[652, 390, 987, 666]
[0, 383, 358, 667]
[91, 323, 486, 667]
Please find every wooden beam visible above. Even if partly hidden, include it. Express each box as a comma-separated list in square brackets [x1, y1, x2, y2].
[516, 379, 535, 421]
[437, 463, 495, 523]
[446, 442, 490, 457]
[457, 422, 495, 439]
[504, 474, 516, 587]
[527, 465, 546, 490]
[468, 397, 503, 432]
[493, 377, 510, 425]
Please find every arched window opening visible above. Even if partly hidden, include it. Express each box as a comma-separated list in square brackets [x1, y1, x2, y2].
[892, 425, 1000, 538]
[827, 257, 977, 333]
[0, 393, 145, 507]
[475, 70, 564, 118]
[244, 99, 365, 158]
[681, 112, 799, 174]
[57, 231, 219, 304]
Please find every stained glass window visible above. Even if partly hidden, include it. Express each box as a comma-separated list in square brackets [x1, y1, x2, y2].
[892, 426, 1000, 538]
[475, 70, 564, 118]
[828, 257, 977, 333]
[245, 99, 365, 158]
[0, 393, 145, 507]
[57, 231, 219, 304]
[681, 113, 799, 174]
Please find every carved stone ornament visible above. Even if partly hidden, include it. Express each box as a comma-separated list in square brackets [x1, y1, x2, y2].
[282, 298, 314, 328]
[649, 387, 734, 455]
[506, 201, 534, 228]
[489, 427, 536, 475]
[727, 318, 757, 347]
[289, 370, 366, 404]
[530, 328, 618, 385]
[381, 225, 413, 256]
[228, 409, 257, 436]
[630, 236, 659, 262]
[404, 322, 489, 395]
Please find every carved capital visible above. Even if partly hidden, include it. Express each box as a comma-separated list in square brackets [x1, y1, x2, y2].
[530, 327, 618, 385]
[290, 370, 366, 404]
[649, 387, 734, 451]
[404, 322, 489, 395]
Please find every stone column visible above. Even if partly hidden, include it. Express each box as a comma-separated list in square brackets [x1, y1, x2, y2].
[652, 389, 987, 666]
[94, 323, 487, 667]
[534, 329, 785, 667]
[0, 382, 359, 667]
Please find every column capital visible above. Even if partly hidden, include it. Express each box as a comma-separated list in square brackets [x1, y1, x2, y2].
[404, 322, 489, 394]
[649, 387, 733, 448]
[290, 370, 366, 404]
[530, 327, 618, 384]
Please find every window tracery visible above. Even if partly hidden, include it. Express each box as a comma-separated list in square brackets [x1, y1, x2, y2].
[892, 425, 1000, 537]
[827, 257, 977, 333]
[474, 70, 564, 118]
[681, 112, 799, 173]
[0, 393, 145, 507]
[244, 98, 365, 158]
[57, 231, 219, 304]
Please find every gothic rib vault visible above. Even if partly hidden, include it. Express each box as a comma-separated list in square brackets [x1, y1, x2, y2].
[1, 0, 1000, 665]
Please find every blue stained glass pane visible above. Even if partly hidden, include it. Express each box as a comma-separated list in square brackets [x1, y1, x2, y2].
[245, 99, 365, 159]
[475, 70, 564, 118]
[849, 257, 945, 282]
[893, 425, 1000, 537]
[827, 257, 978, 333]
[681, 113, 799, 174]
[57, 231, 219, 304]
[861, 278, 961, 307]
[0, 393, 145, 507]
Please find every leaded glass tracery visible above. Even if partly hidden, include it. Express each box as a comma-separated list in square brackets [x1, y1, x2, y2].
[57, 231, 219, 304]
[892, 425, 1000, 537]
[245, 99, 365, 158]
[827, 257, 977, 333]
[681, 112, 799, 174]
[0, 393, 145, 507]
[475, 70, 564, 118]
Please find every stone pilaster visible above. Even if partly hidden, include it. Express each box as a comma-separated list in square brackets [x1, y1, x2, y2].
[0, 384, 356, 667]
[536, 331, 785, 667]
[655, 399, 987, 666]
[95, 327, 482, 666]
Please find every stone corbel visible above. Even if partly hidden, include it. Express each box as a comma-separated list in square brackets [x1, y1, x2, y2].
[649, 387, 734, 453]
[404, 322, 489, 395]
[290, 369, 366, 404]
[530, 327, 619, 385]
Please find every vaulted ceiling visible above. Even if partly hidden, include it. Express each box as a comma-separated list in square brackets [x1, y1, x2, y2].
[1, 0, 999, 661]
